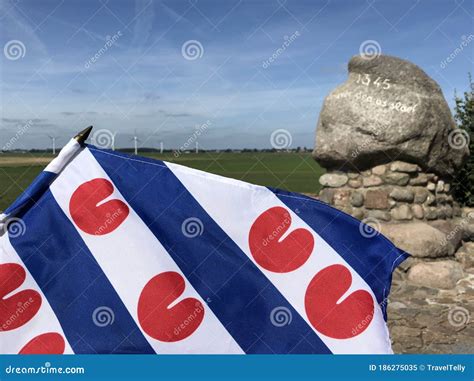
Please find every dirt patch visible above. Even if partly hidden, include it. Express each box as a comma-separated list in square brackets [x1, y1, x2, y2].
[0, 157, 51, 166]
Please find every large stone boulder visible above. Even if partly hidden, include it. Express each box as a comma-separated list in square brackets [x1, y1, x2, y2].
[407, 260, 464, 289]
[313, 55, 468, 178]
[380, 222, 450, 258]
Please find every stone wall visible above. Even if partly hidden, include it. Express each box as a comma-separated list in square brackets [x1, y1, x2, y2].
[387, 205, 473, 353]
[318, 161, 459, 223]
[316, 163, 473, 353]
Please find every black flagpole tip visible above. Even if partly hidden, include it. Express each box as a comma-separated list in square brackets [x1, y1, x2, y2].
[74, 126, 93, 145]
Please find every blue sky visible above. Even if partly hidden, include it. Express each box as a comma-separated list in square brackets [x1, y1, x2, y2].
[0, 0, 473, 150]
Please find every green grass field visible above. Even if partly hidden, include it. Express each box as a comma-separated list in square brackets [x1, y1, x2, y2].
[0, 151, 324, 212]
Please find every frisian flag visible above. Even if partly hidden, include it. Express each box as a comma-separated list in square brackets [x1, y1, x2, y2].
[0, 127, 407, 354]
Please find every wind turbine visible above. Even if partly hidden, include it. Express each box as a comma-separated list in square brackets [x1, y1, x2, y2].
[48, 135, 59, 155]
[160, 141, 164, 154]
[195, 141, 199, 154]
[130, 131, 140, 155]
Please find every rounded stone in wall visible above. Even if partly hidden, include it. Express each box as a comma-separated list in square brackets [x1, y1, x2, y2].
[318, 173, 348, 187]
[380, 222, 450, 258]
[407, 261, 464, 289]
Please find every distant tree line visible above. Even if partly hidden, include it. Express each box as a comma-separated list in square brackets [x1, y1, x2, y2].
[2, 147, 312, 154]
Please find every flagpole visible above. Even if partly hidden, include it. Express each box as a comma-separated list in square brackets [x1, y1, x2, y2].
[0, 126, 94, 234]
[74, 126, 93, 145]
[43, 126, 93, 174]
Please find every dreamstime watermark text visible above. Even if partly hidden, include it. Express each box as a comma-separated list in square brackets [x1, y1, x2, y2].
[174, 302, 205, 337]
[1, 297, 36, 331]
[84, 31, 122, 69]
[2, 120, 33, 151]
[440, 34, 474, 69]
[5, 363, 85, 375]
[262, 31, 300, 69]
[262, 212, 291, 246]
[94, 208, 125, 235]
[174, 120, 211, 157]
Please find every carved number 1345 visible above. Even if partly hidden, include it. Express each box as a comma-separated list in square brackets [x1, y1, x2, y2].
[356, 74, 390, 90]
